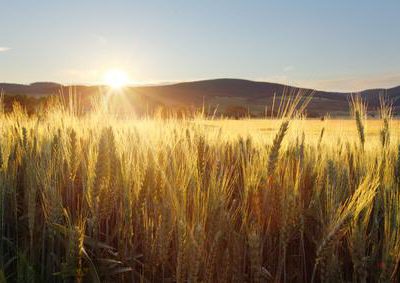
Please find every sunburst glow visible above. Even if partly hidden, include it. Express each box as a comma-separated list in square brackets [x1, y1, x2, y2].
[103, 69, 129, 89]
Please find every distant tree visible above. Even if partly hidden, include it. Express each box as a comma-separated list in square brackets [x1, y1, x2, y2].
[224, 106, 248, 119]
[306, 111, 322, 119]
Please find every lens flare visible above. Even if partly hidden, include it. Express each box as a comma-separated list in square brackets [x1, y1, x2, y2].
[103, 69, 129, 89]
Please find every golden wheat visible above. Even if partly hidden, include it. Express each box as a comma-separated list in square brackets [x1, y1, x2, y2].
[0, 95, 399, 282]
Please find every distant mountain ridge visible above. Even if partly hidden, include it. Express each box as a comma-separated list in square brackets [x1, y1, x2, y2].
[1, 79, 400, 116]
[0, 82, 62, 97]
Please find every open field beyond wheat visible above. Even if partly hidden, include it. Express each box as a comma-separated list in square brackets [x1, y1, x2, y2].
[1, 108, 400, 282]
[199, 118, 400, 144]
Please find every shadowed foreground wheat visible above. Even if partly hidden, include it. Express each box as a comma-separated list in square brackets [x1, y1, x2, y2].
[0, 95, 400, 282]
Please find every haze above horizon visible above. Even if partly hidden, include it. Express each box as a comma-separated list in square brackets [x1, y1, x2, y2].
[1, 0, 399, 92]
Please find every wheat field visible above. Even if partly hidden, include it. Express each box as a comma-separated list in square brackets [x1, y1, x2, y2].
[0, 97, 400, 282]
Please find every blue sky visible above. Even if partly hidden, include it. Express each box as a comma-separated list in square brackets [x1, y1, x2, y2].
[1, 0, 399, 91]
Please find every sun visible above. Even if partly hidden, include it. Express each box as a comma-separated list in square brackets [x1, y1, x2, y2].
[103, 69, 129, 89]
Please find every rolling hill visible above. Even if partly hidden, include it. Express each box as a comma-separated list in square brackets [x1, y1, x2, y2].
[1, 79, 400, 116]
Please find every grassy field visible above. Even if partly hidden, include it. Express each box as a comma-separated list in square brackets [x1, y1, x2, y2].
[199, 118, 400, 141]
[0, 98, 400, 282]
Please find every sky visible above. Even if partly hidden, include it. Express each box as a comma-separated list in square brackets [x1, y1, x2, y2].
[1, 0, 400, 92]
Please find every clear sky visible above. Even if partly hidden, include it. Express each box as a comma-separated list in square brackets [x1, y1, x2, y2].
[1, 0, 399, 91]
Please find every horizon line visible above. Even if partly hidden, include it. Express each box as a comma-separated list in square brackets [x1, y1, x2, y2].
[1, 77, 400, 94]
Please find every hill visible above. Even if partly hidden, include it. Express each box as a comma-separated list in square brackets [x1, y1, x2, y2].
[1, 79, 400, 116]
